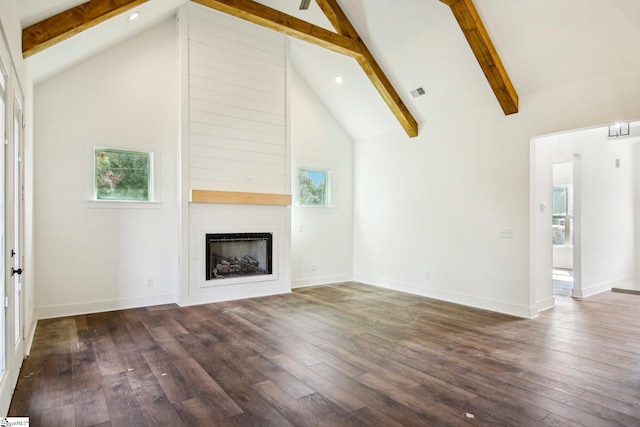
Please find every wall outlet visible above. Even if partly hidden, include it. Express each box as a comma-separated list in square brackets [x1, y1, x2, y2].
[311, 264, 316, 272]
[424, 271, 430, 280]
[499, 228, 513, 238]
[147, 278, 154, 288]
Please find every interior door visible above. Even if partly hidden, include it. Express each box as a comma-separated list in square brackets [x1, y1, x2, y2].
[0, 60, 6, 382]
[9, 90, 23, 361]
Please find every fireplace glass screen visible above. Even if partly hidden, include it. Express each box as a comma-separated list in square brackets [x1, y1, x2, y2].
[206, 233, 273, 280]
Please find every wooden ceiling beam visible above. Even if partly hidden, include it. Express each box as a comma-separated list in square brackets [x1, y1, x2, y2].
[191, 0, 362, 58]
[316, 0, 418, 137]
[24, 0, 419, 136]
[440, 0, 518, 114]
[22, 0, 149, 59]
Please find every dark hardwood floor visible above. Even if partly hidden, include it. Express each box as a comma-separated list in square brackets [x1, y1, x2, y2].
[9, 283, 640, 426]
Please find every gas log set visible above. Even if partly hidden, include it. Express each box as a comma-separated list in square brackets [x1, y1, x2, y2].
[211, 254, 267, 278]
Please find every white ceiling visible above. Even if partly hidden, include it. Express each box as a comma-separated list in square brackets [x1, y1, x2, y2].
[17, 0, 640, 140]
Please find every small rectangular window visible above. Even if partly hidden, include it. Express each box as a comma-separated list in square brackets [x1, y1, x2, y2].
[95, 148, 152, 201]
[552, 185, 573, 246]
[298, 168, 330, 207]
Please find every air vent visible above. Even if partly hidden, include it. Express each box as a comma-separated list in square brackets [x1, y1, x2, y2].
[299, 0, 311, 10]
[410, 87, 426, 98]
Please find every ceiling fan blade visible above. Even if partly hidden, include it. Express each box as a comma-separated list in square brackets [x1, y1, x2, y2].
[299, 0, 311, 10]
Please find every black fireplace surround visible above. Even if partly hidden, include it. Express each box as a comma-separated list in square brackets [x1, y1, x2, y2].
[206, 232, 273, 280]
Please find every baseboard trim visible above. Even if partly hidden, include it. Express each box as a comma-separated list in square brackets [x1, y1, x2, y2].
[292, 274, 353, 289]
[25, 310, 38, 356]
[353, 274, 534, 318]
[179, 283, 290, 307]
[35, 293, 178, 320]
[573, 275, 634, 298]
[537, 297, 555, 313]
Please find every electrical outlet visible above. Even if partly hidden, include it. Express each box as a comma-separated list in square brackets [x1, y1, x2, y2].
[424, 271, 430, 280]
[499, 228, 513, 238]
[147, 278, 154, 288]
[311, 264, 316, 272]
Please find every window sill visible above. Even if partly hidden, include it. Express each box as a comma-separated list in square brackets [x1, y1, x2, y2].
[85, 200, 162, 209]
[295, 205, 334, 209]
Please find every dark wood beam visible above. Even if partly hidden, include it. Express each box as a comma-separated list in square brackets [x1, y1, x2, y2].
[191, 0, 362, 58]
[440, 0, 518, 114]
[22, 0, 149, 58]
[316, 0, 418, 137]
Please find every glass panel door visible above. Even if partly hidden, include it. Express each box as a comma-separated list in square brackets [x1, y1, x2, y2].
[0, 62, 6, 379]
[11, 95, 23, 351]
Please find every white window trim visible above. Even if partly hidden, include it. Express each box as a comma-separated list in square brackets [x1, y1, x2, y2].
[92, 147, 158, 205]
[296, 167, 332, 208]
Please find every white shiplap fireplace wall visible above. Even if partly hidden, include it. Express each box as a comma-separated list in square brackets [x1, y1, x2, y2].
[179, 4, 291, 305]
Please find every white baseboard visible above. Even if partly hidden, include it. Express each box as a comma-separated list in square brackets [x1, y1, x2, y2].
[292, 274, 353, 289]
[537, 297, 555, 313]
[35, 293, 178, 320]
[353, 274, 535, 319]
[25, 310, 38, 355]
[179, 283, 290, 307]
[573, 275, 634, 298]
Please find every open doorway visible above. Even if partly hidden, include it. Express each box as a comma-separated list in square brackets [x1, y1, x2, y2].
[552, 162, 574, 297]
[531, 120, 638, 312]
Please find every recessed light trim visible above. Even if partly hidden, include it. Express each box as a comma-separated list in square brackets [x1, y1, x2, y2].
[334, 75, 343, 85]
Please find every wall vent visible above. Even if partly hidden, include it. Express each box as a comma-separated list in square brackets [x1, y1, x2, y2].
[410, 87, 426, 98]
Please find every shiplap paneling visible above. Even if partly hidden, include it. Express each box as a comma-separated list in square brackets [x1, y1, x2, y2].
[189, 134, 285, 156]
[187, 7, 288, 194]
[190, 77, 285, 107]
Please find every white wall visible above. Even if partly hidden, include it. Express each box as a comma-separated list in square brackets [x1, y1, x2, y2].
[34, 18, 180, 318]
[355, 65, 640, 318]
[290, 66, 354, 287]
[532, 140, 554, 312]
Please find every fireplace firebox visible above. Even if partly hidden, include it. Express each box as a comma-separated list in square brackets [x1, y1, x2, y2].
[206, 233, 273, 280]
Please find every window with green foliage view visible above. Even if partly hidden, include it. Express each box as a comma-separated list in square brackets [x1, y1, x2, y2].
[95, 148, 152, 201]
[298, 169, 330, 207]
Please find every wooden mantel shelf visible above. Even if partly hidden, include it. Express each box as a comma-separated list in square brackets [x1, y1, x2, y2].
[191, 190, 292, 206]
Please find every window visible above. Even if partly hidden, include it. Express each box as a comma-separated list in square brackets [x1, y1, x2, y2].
[298, 168, 330, 207]
[95, 148, 153, 201]
[552, 185, 573, 245]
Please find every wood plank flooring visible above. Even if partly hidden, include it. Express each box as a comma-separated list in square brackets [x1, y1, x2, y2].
[9, 283, 640, 426]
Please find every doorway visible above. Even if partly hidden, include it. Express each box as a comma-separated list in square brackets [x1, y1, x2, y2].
[532, 121, 638, 313]
[552, 162, 574, 297]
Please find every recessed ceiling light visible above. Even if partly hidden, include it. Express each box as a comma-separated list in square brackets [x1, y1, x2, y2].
[128, 11, 140, 21]
[334, 75, 343, 85]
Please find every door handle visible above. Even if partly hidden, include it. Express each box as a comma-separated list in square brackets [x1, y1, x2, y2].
[11, 268, 22, 276]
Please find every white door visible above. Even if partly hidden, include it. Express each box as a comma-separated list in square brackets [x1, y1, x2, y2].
[0, 34, 27, 413]
[9, 91, 24, 362]
[0, 60, 6, 383]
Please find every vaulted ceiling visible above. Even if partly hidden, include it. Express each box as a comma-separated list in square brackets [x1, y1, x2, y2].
[16, 0, 640, 140]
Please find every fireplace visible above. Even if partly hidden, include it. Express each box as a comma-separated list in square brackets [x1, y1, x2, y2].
[206, 232, 273, 280]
